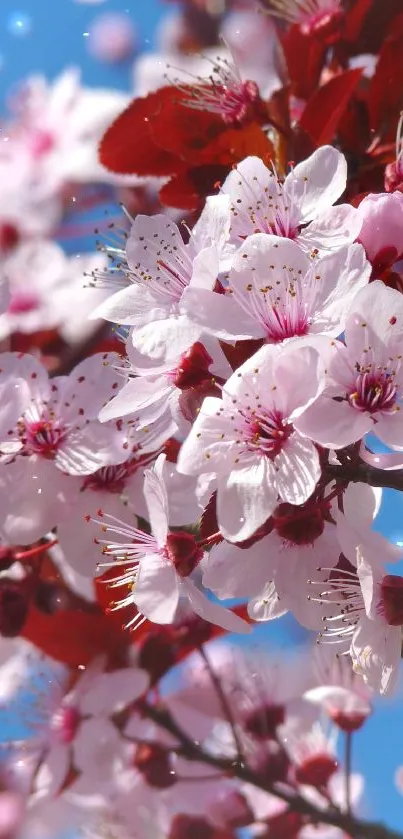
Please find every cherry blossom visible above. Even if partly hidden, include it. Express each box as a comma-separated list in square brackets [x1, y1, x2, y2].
[98, 336, 231, 442]
[357, 192, 403, 278]
[57, 455, 201, 580]
[181, 235, 370, 343]
[0, 241, 109, 342]
[133, 44, 282, 117]
[0, 353, 132, 543]
[296, 281, 403, 450]
[0, 352, 128, 474]
[6, 69, 137, 186]
[219, 147, 362, 266]
[267, 0, 343, 39]
[91, 195, 230, 365]
[304, 646, 373, 732]
[92, 454, 250, 633]
[178, 342, 324, 542]
[26, 658, 149, 798]
[350, 547, 403, 695]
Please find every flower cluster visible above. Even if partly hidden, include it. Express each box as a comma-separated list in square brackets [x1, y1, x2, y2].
[1, 0, 403, 837]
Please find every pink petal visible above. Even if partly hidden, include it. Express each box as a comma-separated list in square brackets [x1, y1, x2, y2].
[79, 668, 149, 716]
[54, 352, 125, 424]
[131, 314, 202, 363]
[274, 435, 321, 506]
[56, 422, 128, 476]
[182, 578, 250, 634]
[35, 743, 70, 798]
[217, 459, 276, 543]
[289, 146, 347, 222]
[180, 286, 262, 341]
[298, 204, 362, 253]
[91, 284, 161, 326]
[247, 581, 288, 622]
[143, 455, 169, 547]
[203, 536, 275, 600]
[295, 396, 371, 449]
[134, 552, 179, 624]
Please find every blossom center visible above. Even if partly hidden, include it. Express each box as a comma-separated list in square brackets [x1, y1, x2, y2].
[244, 703, 285, 739]
[295, 754, 338, 788]
[0, 223, 20, 254]
[29, 129, 55, 159]
[134, 743, 176, 789]
[272, 500, 328, 546]
[171, 342, 213, 390]
[347, 370, 397, 414]
[23, 418, 66, 457]
[242, 408, 292, 458]
[379, 575, 403, 626]
[215, 79, 260, 126]
[179, 54, 261, 127]
[51, 705, 80, 745]
[8, 290, 40, 315]
[164, 531, 203, 578]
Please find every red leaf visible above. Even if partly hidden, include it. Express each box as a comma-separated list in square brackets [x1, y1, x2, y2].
[343, 0, 372, 43]
[282, 25, 326, 101]
[21, 604, 129, 669]
[148, 88, 224, 164]
[368, 13, 403, 134]
[200, 122, 274, 167]
[99, 87, 185, 176]
[159, 165, 227, 211]
[299, 68, 363, 146]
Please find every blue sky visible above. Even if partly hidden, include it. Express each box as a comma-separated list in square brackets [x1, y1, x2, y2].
[0, 0, 402, 831]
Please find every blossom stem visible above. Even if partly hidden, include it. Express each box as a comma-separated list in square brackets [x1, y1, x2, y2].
[199, 646, 246, 766]
[345, 730, 353, 817]
[197, 533, 222, 549]
[14, 539, 59, 562]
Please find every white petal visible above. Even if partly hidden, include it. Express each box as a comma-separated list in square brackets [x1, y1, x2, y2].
[134, 553, 179, 624]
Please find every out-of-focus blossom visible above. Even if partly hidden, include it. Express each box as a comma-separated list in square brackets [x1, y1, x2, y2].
[88, 13, 137, 64]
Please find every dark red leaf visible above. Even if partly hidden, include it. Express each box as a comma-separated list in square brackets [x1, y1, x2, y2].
[299, 68, 363, 146]
[21, 604, 129, 668]
[343, 0, 372, 44]
[368, 13, 403, 135]
[148, 88, 225, 164]
[99, 87, 185, 176]
[282, 25, 327, 101]
[200, 122, 274, 167]
[159, 165, 228, 211]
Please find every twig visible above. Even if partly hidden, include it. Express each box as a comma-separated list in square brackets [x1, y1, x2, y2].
[345, 730, 353, 817]
[199, 646, 246, 766]
[139, 700, 403, 839]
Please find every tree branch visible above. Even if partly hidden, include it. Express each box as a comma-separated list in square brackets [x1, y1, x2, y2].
[140, 700, 403, 839]
[325, 461, 403, 492]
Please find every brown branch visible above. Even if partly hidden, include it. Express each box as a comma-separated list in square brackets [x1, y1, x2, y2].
[140, 700, 403, 839]
[325, 460, 403, 493]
